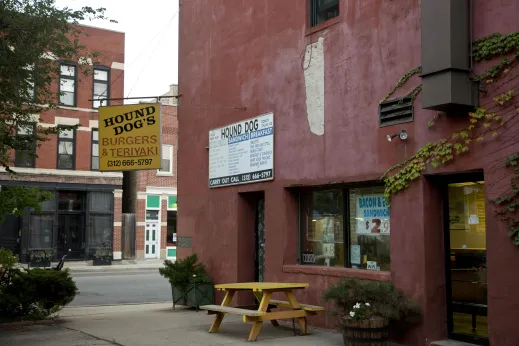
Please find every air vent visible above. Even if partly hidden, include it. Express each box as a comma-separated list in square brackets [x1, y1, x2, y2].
[379, 96, 414, 127]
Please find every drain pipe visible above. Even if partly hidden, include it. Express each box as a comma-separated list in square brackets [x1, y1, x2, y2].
[469, 0, 474, 72]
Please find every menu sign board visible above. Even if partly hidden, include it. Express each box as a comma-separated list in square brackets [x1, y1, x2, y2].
[209, 113, 274, 188]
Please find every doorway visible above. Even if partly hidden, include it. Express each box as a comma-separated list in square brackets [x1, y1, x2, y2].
[57, 214, 84, 259]
[254, 196, 266, 282]
[145, 210, 160, 259]
[444, 180, 488, 345]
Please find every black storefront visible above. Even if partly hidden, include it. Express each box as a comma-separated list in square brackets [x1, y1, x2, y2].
[0, 181, 118, 262]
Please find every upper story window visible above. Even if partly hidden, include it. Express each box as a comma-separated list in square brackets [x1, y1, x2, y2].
[91, 128, 99, 170]
[15, 123, 36, 168]
[93, 67, 109, 109]
[59, 63, 77, 107]
[157, 144, 173, 176]
[22, 64, 36, 103]
[299, 185, 390, 271]
[57, 126, 76, 170]
[310, 0, 339, 27]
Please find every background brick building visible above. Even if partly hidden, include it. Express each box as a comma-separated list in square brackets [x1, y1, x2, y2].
[0, 24, 125, 262]
[135, 101, 178, 260]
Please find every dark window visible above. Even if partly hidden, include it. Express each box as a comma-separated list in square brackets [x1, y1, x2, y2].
[167, 211, 177, 244]
[310, 0, 339, 27]
[88, 192, 114, 248]
[146, 210, 159, 221]
[22, 64, 36, 103]
[57, 127, 75, 170]
[15, 123, 36, 168]
[89, 191, 112, 212]
[59, 63, 77, 106]
[299, 185, 391, 271]
[29, 214, 54, 248]
[92, 67, 109, 109]
[91, 129, 99, 170]
[58, 191, 84, 211]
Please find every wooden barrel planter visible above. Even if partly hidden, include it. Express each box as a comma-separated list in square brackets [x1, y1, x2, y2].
[340, 316, 389, 346]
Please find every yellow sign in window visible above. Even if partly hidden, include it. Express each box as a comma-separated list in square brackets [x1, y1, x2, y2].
[98, 103, 162, 171]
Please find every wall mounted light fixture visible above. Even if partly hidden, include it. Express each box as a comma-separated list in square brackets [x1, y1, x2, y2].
[387, 130, 408, 142]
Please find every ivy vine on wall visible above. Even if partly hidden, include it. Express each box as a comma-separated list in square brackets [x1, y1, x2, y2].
[380, 31, 519, 245]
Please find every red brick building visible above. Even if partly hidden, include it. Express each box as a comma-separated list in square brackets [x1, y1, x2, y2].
[135, 100, 178, 260]
[0, 24, 125, 262]
[178, 1, 519, 345]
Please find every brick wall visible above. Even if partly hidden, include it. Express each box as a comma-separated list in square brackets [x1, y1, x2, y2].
[135, 104, 178, 259]
[1, 24, 125, 262]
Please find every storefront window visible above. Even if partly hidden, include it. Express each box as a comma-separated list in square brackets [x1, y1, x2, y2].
[349, 187, 391, 271]
[89, 215, 112, 247]
[89, 191, 113, 212]
[300, 189, 345, 267]
[30, 214, 53, 248]
[299, 185, 391, 271]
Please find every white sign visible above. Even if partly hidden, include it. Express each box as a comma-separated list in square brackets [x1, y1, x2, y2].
[350, 245, 361, 264]
[356, 194, 390, 235]
[209, 113, 274, 188]
[367, 261, 379, 271]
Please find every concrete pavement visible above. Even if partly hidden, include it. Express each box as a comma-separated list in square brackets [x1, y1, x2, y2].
[0, 303, 344, 346]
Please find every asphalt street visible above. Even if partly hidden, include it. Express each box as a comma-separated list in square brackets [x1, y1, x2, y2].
[69, 270, 171, 306]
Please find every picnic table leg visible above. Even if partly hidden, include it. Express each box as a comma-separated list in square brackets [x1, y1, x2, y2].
[248, 291, 272, 342]
[209, 290, 235, 333]
[253, 291, 279, 327]
[285, 291, 308, 335]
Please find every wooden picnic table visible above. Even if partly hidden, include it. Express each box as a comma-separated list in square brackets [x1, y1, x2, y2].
[200, 282, 324, 342]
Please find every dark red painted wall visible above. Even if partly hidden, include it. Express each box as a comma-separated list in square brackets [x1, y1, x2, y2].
[178, 1, 519, 345]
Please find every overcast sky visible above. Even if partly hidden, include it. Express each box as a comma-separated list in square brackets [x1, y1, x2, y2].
[55, 0, 179, 103]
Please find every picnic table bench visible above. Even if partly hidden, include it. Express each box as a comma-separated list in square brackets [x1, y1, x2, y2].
[200, 282, 325, 342]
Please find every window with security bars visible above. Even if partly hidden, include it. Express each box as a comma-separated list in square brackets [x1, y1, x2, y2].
[91, 129, 99, 170]
[57, 127, 75, 170]
[92, 67, 109, 109]
[157, 145, 173, 175]
[310, 0, 339, 27]
[59, 63, 77, 107]
[15, 123, 36, 168]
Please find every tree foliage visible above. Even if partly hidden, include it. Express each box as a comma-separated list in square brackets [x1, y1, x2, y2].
[0, 0, 114, 220]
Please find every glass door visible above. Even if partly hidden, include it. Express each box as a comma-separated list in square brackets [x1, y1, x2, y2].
[446, 181, 488, 345]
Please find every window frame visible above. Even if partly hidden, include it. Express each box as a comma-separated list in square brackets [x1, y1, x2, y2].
[92, 65, 110, 109]
[91, 128, 99, 171]
[58, 61, 78, 107]
[14, 122, 37, 168]
[56, 126, 76, 170]
[309, 0, 340, 28]
[298, 183, 389, 271]
[157, 144, 173, 176]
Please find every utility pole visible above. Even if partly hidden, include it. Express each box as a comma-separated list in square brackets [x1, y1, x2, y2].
[122, 171, 138, 213]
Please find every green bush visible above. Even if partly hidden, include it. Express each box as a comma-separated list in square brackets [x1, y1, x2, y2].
[322, 278, 421, 327]
[159, 253, 211, 289]
[0, 249, 78, 322]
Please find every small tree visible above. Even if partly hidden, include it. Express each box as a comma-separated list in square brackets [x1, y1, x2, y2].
[0, 0, 115, 222]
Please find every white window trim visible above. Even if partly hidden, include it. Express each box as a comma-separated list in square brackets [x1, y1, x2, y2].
[157, 144, 174, 176]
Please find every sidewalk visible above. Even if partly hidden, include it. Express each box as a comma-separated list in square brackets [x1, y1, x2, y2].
[0, 303, 344, 346]
[16, 259, 165, 272]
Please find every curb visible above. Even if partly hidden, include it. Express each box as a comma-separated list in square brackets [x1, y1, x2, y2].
[66, 301, 172, 308]
[68, 266, 163, 273]
[0, 318, 66, 331]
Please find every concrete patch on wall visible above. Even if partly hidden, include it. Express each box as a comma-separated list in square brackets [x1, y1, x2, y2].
[303, 36, 325, 136]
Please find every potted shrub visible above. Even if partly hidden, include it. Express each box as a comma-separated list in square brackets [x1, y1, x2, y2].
[91, 246, 112, 266]
[159, 253, 214, 310]
[322, 278, 421, 346]
[28, 249, 53, 268]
